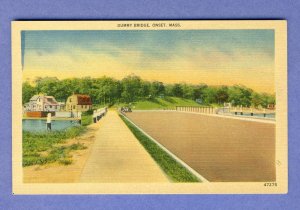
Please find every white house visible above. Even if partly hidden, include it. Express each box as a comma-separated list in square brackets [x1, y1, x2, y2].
[24, 95, 61, 112]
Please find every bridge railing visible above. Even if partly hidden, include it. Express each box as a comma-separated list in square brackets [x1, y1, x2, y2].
[176, 106, 216, 114]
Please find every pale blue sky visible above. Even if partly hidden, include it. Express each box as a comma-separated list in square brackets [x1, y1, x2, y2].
[22, 30, 275, 92]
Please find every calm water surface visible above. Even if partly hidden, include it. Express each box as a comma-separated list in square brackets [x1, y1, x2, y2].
[23, 119, 80, 132]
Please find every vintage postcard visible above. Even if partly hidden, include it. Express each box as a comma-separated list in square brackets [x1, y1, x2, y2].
[12, 20, 287, 194]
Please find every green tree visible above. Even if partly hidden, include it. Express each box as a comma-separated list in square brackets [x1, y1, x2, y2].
[22, 75, 272, 109]
[228, 85, 253, 107]
[181, 83, 194, 99]
[121, 74, 142, 103]
[165, 84, 174, 96]
[22, 82, 37, 104]
[171, 84, 183, 97]
[251, 92, 263, 108]
[150, 81, 165, 97]
[202, 86, 218, 104]
[216, 86, 229, 104]
[193, 84, 208, 101]
[140, 81, 151, 98]
[260, 93, 276, 108]
[35, 77, 60, 96]
[96, 77, 119, 104]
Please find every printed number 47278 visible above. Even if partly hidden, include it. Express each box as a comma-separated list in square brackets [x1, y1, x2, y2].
[264, 182, 277, 187]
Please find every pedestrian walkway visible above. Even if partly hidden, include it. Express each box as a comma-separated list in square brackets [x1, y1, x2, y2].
[80, 110, 169, 182]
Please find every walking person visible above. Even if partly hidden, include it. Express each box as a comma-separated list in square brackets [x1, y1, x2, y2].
[46, 113, 52, 131]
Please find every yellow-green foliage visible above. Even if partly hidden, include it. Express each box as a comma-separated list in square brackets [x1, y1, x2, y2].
[116, 97, 204, 110]
[23, 127, 87, 167]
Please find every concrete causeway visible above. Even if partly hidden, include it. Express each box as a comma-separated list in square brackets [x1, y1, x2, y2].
[79, 110, 169, 183]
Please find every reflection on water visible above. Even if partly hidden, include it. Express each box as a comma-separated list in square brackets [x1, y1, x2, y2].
[23, 119, 80, 132]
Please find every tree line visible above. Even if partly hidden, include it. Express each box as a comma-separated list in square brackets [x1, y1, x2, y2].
[23, 74, 275, 108]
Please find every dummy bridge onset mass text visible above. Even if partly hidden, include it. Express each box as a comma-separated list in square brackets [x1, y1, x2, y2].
[117, 22, 181, 28]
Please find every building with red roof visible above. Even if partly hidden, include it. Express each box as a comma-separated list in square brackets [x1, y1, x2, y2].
[66, 94, 92, 112]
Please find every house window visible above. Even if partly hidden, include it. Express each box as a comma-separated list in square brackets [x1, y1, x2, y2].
[70, 98, 72, 102]
[73, 105, 75, 109]
[50, 105, 52, 108]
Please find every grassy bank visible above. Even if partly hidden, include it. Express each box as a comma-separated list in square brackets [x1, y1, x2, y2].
[23, 126, 87, 167]
[23, 109, 96, 167]
[81, 113, 93, 126]
[119, 114, 200, 182]
[115, 96, 204, 110]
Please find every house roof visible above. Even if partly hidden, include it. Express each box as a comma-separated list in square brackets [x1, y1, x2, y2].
[44, 96, 59, 106]
[29, 95, 59, 106]
[30, 95, 40, 101]
[74, 94, 92, 105]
